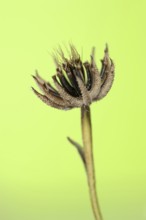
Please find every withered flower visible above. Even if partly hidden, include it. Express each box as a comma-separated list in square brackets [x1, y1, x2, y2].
[32, 44, 115, 220]
[32, 45, 114, 110]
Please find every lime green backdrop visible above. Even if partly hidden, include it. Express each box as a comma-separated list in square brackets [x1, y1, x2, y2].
[0, 0, 146, 219]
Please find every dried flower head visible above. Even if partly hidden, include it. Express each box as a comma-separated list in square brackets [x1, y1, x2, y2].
[32, 44, 114, 110]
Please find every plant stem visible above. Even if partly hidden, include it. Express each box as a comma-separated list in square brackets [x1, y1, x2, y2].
[81, 105, 103, 220]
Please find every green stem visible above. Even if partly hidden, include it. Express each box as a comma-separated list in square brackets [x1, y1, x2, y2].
[81, 105, 103, 220]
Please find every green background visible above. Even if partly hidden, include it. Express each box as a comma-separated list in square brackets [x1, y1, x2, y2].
[0, 0, 146, 219]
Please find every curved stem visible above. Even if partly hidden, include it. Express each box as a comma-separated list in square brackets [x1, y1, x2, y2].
[81, 105, 103, 220]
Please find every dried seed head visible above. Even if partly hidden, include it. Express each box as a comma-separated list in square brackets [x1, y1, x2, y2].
[32, 44, 115, 110]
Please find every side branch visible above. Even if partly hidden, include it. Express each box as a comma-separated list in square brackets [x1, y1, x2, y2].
[67, 137, 86, 166]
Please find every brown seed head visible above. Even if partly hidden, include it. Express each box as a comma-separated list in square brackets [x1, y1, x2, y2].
[32, 44, 115, 110]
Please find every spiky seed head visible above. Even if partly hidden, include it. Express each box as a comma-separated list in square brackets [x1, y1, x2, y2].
[32, 44, 115, 110]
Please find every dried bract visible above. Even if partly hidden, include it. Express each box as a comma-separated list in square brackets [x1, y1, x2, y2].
[32, 45, 114, 110]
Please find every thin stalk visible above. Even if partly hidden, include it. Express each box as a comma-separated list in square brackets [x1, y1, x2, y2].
[81, 105, 103, 220]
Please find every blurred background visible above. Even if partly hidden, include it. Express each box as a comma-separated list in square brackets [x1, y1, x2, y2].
[0, 0, 146, 219]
